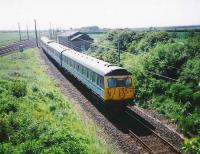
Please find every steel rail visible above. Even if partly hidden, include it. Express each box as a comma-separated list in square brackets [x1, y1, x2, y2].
[125, 110, 182, 154]
[129, 130, 156, 154]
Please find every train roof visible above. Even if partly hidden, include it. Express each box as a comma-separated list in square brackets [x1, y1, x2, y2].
[41, 37, 54, 44]
[41, 37, 132, 76]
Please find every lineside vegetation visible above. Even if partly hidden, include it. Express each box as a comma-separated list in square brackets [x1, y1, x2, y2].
[0, 49, 113, 154]
[86, 30, 200, 153]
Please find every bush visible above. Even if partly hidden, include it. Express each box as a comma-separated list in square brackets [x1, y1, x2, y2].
[135, 31, 170, 53]
[183, 138, 200, 154]
[49, 104, 56, 112]
[11, 79, 27, 98]
[0, 101, 18, 113]
[169, 83, 193, 103]
[46, 91, 55, 100]
[180, 58, 200, 88]
[105, 29, 139, 51]
[0, 117, 9, 142]
[102, 50, 118, 64]
[193, 91, 200, 107]
[179, 112, 200, 135]
[16, 140, 43, 153]
[143, 42, 187, 79]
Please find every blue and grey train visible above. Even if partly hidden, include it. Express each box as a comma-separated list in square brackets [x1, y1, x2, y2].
[40, 37, 135, 105]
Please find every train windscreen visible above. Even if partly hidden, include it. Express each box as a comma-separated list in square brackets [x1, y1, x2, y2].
[108, 78, 132, 88]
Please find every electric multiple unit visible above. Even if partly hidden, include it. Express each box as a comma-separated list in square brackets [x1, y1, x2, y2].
[40, 37, 135, 106]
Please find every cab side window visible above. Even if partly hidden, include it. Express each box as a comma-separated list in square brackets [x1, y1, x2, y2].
[108, 78, 116, 88]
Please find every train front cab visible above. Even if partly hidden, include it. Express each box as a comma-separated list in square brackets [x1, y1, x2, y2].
[104, 75, 135, 106]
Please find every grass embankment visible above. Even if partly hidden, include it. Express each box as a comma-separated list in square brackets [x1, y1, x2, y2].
[0, 49, 113, 153]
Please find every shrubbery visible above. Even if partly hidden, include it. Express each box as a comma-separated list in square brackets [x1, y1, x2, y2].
[11, 79, 27, 98]
[183, 138, 200, 153]
[87, 30, 200, 150]
[169, 83, 193, 103]
[180, 58, 200, 88]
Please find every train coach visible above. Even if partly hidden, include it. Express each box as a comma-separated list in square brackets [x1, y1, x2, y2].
[40, 37, 135, 106]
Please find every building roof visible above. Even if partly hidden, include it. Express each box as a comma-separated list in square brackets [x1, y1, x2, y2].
[70, 34, 83, 41]
[58, 31, 80, 37]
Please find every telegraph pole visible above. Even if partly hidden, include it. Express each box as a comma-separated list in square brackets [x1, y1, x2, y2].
[34, 19, 38, 47]
[26, 24, 29, 40]
[118, 34, 120, 66]
[18, 23, 22, 42]
[52, 24, 55, 39]
[49, 23, 52, 39]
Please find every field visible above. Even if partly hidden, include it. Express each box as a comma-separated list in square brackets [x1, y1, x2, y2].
[0, 31, 49, 47]
[87, 33, 105, 40]
[0, 48, 113, 153]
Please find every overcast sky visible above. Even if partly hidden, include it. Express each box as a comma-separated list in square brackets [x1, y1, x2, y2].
[0, 0, 200, 30]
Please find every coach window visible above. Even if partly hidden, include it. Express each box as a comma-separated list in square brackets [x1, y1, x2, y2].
[81, 66, 84, 74]
[100, 76, 104, 88]
[85, 68, 87, 77]
[77, 63, 79, 71]
[84, 67, 87, 76]
[77, 64, 79, 71]
[74, 61, 76, 68]
[81, 66, 83, 73]
[78, 64, 81, 73]
[95, 74, 98, 85]
[74, 62, 77, 70]
[70, 59, 72, 67]
[97, 75, 101, 86]
[89, 71, 92, 81]
[92, 72, 95, 82]
[79, 65, 81, 73]
[89, 71, 91, 80]
[86, 69, 89, 78]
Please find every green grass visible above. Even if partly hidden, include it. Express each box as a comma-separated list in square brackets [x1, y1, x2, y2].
[0, 31, 49, 47]
[0, 49, 113, 154]
[88, 33, 104, 40]
[0, 31, 31, 47]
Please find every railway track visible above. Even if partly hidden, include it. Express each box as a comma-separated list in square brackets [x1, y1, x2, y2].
[125, 109, 182, 154]
[0, 39, 37, 56]
[40, 48, 183, 154]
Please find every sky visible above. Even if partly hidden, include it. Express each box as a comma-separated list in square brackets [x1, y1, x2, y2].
[0, 0, 200, 30]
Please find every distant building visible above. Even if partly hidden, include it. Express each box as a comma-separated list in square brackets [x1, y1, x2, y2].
[57, 31, 93, 52]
